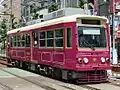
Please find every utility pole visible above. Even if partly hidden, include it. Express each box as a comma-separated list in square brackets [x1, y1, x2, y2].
[10, 0, 12, 30]
[112, 0, 118, 64]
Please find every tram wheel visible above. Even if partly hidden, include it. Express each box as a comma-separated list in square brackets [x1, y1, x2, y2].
[52, 68, 62, 79]
[67, 71, 73, 80]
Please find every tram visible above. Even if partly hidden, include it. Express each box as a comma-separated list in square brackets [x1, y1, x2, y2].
[6, 14, 111, 83]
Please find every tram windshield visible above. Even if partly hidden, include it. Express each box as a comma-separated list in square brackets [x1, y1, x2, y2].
[78, 26, 107, 49]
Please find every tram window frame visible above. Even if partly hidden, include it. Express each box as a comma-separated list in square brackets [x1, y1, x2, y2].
[25, 33, 30, 47]
[47, 30, 54, 47]
[33, 32, 38, 47]
[13, 35, 17, 47]
[55, 28, 63, 48]
[21, 34, 26, 47]
[66, 28, 72, 48]
[39, 31, 46, 47]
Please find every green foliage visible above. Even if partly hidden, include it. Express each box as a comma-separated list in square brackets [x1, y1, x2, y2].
[32, 13, 39, 19]
[79, 0, 88, 9]
[0, 14, 18, 49]
[48, 3, 58, 12]
[0, 19, 7, 49]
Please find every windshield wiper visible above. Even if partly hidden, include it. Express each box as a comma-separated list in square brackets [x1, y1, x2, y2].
[79, 34, 95, 50]
[89, 44, 95, 50]
[79, 39, 95, 50]
[84, 41, 95, 50]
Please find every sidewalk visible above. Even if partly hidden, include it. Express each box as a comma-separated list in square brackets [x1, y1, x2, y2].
[108, 65, 120, 79]
[0, 54, 6, 58]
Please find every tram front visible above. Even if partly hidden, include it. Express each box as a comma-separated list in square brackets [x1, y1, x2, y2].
[76, 16, 111, 83]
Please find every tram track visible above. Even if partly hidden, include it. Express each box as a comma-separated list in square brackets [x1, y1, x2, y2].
[0, 66, 102, 90]
[0, 57, 12, 67]
[0, 67, 101, 90]
[0, 82, 14, 90]
[60, 84, 101, 90]
[79, 85, 101, 90]
[108, 79, 120, 87]
[0, 67, 56, 90]
[0, 57, 104, 90]
[0, 68, 120, 90]
[1, 57, 120, 90]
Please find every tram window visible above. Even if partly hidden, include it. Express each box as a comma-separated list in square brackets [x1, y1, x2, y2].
[13, 35, 17, 47]
[67, 28, 72, 47]
[33, 32, 38, 47]
[40, 32, 45, 39]
[55, 29, 63, 37]
[21, 34, 25, 47]
[26, 34, 30, 47]
[10, 37, 13, 47]
[17, 35, 21, 47]
[40, 32, 46, 47]
[81, 19, 100, 25]
[40, 40, 45, 47]
[55, 29, 63, 47]
[47, 31, 54, 47]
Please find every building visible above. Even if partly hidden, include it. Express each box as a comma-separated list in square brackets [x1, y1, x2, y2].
[21, 0, 94, 25]
[21, 0, 49, 25]
[94, 0, 120, 64]
[0, 0, 21, 29]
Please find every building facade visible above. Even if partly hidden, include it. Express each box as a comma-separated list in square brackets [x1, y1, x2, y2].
[94, 0, 120, 63]
[21, 0, 49, 25]
[0, 0, 21, 29]
[21, 0, 94, 25]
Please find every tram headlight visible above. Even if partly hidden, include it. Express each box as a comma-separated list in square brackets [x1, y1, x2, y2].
[101, 57, 105, 63]
[83, 58, 89, 64]
[106, 58, 110, 63]
[78, 58, 82, 64]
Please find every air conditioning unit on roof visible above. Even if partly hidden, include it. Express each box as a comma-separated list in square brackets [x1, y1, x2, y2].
[44, 8, 91, 21]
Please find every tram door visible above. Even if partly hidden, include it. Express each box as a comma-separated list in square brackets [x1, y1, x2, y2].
[32, 32, 39, 64]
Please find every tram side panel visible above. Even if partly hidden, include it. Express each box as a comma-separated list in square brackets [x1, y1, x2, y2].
[31, 22, 76, 69]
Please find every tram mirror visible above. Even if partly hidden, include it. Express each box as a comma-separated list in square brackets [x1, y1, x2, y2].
[7, 42, 10, 47]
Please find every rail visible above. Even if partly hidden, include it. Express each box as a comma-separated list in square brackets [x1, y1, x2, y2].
[0, 67, 56, 90]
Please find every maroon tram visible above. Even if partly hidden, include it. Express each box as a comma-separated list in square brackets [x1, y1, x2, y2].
[6, 14, 111, 83]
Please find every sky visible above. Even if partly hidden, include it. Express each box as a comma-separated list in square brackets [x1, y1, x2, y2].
[0, 0, 3, 4]
[0, 0, 4, 11]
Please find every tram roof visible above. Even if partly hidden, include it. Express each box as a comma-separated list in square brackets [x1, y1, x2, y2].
[7, 14, 107, 35]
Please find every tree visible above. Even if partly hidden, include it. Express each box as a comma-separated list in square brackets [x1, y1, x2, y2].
[79, 0, 88, 9]
[32, 13, 39, 19]
[0, 19, 7, 49]
[48, 2, 58, 12]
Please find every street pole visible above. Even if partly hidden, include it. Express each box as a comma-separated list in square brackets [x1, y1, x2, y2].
[10, 0, 12, 30]
[112, 0, 118, 64]
[112, 13, 115, 49]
